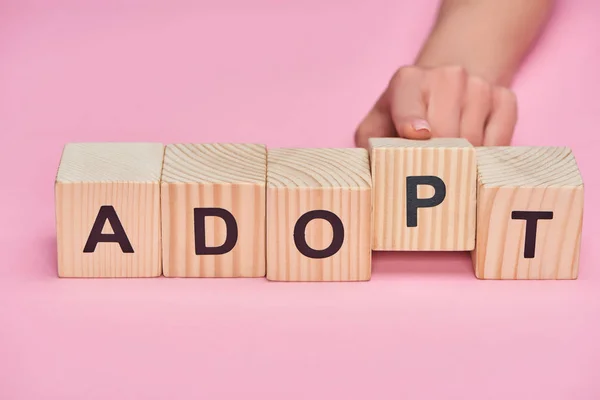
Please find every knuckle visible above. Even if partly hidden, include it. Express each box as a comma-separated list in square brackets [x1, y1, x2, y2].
[390, 66, 422, 86]
[495, 87, 517, 103]
[438, 65, 468, 81]
[466, 76, 493, 104]
[494, 87, 518, 112]
[468, 76, 492, 95]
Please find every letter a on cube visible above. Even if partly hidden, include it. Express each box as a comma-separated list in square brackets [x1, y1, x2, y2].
[266, 148, 372, 282]
[473, 147, 584, 279]
[55, 143, 164, 277]
[369, 138, 476, 251]
[161, 144, 267, 277]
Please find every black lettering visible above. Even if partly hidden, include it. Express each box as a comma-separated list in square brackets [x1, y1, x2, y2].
[83, 205, 134, 253]
[194, 208, 238, 255]
[293, 210, 344, 259]
[406, 176, 447, 227]
[511, 211, 554, 258]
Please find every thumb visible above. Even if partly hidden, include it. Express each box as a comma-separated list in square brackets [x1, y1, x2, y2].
[354, 91, 396, 149]
[393, 116, 432, 140]
[388, 69, 431, 140]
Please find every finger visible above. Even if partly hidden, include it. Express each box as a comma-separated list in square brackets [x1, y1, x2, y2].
[483, 87, 518, 146]
[354, 91, 396, 148]
[426, 66, 467, 138]
[459, 76, 493, 146]
[388, 67, 432, 140]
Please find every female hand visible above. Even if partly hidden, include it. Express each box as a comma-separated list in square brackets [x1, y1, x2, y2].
[354, 65, 518, 148]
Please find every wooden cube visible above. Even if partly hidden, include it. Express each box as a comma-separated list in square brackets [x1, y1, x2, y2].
[266, 148, 372, 282]
[473, 147, 584, 280]
[161, 143, 267, 277]
[369, 138, 476, 251]
[55, 143, 164, 277]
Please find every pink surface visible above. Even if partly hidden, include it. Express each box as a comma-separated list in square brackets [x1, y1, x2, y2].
[1, 1, 599, 398]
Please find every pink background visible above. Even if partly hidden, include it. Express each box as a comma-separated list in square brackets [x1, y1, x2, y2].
[1, 1, 599, 398]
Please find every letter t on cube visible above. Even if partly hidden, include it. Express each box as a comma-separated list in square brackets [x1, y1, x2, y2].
[369, 138, 476, 251]
[160, 144, 267, 277]
[473, 147, 584, 279]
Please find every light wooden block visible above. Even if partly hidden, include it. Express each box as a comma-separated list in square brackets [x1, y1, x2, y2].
[266, 148, 372, 282]
[55, 143, 164, 277]
[161, 143, 267, 277]
[473, 147, 584, 280]
[369, 138, 476, 251]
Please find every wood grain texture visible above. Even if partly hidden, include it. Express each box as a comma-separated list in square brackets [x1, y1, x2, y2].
[369, 138, 476, 251]
[161, 143, 267, 277]
[266, 148, 372, 282]
[55, 143, 164, 277]
[473, 147, 584, 280]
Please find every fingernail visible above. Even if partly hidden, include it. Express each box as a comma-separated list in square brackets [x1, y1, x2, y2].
[412, 119, 431, 133]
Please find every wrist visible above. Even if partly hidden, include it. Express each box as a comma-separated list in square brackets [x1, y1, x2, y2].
[412, 6, 517, 86]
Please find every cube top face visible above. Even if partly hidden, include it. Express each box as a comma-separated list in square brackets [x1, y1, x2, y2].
[56, 143, 165, 183]
[161, 143, 267, 185]
[267, 148, 371, 189]
[369, 137, 473, 149]
[476, 147, 583, 188]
